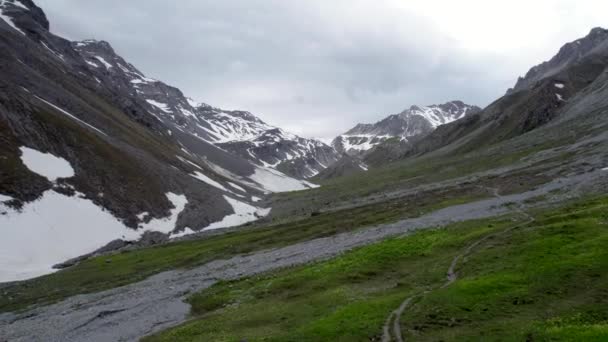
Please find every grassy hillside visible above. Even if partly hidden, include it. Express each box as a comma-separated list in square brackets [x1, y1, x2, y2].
[270, 120, 583, 219]
[2, 111, 601, 313]
[145, 196, 608, 341]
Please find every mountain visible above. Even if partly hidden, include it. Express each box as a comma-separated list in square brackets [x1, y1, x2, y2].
[332, 101, 480, 156]
[2, 4, 608, 341]
[401, 27, 608, 159]
[314, 153, 369, 180]
[0, 0, 322, 281]
[507, 27, 608, 94]
[72, 39, 339, 179]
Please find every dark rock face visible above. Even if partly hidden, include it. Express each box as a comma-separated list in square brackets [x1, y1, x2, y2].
[1, 0, 49, 32]
[332, 101, 480, 157]
[508, 27, 608, 94]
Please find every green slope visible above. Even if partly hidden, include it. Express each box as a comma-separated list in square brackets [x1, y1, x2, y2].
[145, 196, 608, 341]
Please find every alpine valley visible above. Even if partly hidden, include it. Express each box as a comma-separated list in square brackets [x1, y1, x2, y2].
[1, 1, 608, 341]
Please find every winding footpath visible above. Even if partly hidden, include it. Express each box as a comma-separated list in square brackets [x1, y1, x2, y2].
[381, 187, 535, 342]
[0, 171, 602, 342]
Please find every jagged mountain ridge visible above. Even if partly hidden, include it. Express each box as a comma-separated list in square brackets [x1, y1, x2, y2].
[332, 101, 480, 156]
[0, 0, 320, 281]
[72, 38, 338, 179]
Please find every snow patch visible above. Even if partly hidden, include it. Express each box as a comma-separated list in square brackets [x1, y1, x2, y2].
[602, 167, 608, 171]
[0, 194, 14, 202]
[146, 99, 172, 113]
[249, 166, 318, 193]
[40, 41, 65, 61]
[177, 156, 203, 170]
[138, 193, 187, 234]
[8, 0, 28, 10]
[170, 227, 196, 239]
[202, 196, 269, 231]
[136, 211, 149, 221]
[556, 94, 565, 101]
[190, 171, 228, 191]
[86, 60, 99, 68]
[35, 96, 108, 136]
[228, 182, 246, 192]
[554, 83, 565, 89]
[0, 191, 187, 282]
[20, 147, 74, 181]
[251, 196, 261, 202]
[130, 76, 156, 84]
[0, 0, 26, 36]
[95, 56, 112, 69]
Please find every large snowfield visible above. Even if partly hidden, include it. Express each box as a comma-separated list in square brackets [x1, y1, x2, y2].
[0, 148, 187, 282]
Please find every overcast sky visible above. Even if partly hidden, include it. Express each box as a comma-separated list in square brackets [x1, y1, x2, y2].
[37, 0, 607, 140]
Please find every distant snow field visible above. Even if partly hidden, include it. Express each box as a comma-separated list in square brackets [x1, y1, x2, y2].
[0, 190, 187, 282]
[202, 196, 270, 231]
[250, 166, 319, 193]
[20, 147, 74, 181]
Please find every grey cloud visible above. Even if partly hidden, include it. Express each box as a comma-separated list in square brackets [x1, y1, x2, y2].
[36, 0, 522, 139]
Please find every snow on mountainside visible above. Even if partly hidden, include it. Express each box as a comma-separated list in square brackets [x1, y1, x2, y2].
[0, 0, 323, 281]
[332, 101, 480, 156]
[73, 39, 339, 179]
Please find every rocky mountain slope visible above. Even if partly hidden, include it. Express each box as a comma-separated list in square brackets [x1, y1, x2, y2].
[0, 0, 322, 282]
[400, 27, 608, 159]
[332, 101, 480, 156]
[72, 38, 339, 180]
[507, 27, 608, 94]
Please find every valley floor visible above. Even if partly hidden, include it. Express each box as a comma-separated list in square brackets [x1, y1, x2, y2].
[1, 169, 606, 341]
[147, 194, 608, 342]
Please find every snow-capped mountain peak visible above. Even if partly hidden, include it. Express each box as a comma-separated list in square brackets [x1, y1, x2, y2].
[332, 101, 480, 156]
[72, 38, 338, 179]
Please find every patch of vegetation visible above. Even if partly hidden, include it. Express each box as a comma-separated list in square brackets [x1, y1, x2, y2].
[145, 196, 608, 341]
[0, 188, 484, 313]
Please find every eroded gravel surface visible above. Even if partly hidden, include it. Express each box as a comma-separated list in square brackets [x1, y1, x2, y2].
[0, 170, 606, 342]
